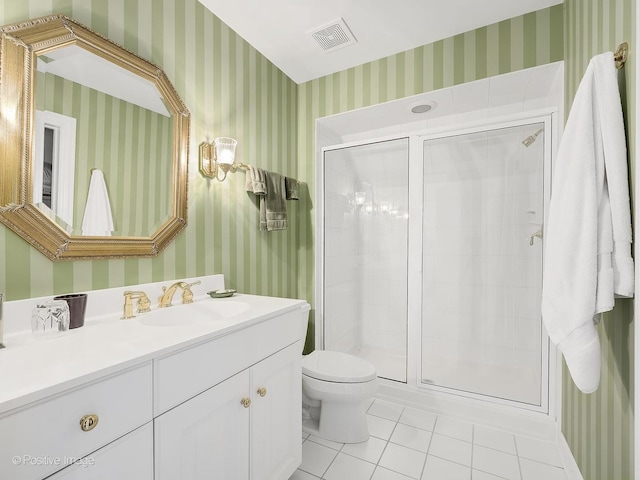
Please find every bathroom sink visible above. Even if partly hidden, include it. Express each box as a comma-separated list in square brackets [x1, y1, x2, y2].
[137, 299, 250, 326]
[197, 300, 250, 318]
[138, 316, 195, 327]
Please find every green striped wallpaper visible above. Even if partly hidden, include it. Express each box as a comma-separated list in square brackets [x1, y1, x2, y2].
[563, 1, 635, 479]
[1, 3, 634, 478]
[0, 0, 298, 301]
[296, 5, 564, 349]
[36, 72, 173, 237]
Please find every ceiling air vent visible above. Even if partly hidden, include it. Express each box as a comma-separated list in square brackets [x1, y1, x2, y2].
[310, 17, 357, 53]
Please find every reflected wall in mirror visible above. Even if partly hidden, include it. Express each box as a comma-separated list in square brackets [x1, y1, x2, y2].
[0, 14, 189, 260]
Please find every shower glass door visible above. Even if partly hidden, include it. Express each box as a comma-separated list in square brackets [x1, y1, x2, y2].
[421, 122, 548, 407]
[323, 138, 409, 382]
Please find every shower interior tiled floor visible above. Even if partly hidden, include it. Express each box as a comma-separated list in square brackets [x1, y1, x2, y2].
[290, 398, 568, 480]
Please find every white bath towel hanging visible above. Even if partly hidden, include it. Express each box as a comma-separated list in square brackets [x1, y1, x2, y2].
[541, 52, 634, 394]
[81, 169, 115, 236]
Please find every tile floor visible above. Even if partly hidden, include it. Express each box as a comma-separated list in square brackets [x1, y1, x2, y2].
[290, 399, 568, 480]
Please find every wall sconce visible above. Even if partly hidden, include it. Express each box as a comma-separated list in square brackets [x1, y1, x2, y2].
[199, 137, 243, 181]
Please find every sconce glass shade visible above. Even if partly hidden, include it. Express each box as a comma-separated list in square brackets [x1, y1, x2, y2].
[199, 137, 239, 181]
[214, 137, 237, 166]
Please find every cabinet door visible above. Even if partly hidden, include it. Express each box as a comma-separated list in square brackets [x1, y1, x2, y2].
[47, 422, 153, 480]
[155, 370, 250, 480]
[250, 342, 302, 480]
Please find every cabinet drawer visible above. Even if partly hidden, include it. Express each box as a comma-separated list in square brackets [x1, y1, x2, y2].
[47, 422, 153, 480]
[154, 309, 301, 415]
[0, 363, 152, 480]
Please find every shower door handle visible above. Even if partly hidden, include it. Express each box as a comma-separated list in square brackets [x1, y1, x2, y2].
[529, 229, 543, 246]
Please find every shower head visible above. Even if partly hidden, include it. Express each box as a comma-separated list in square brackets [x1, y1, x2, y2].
[522, 128, 545, 147]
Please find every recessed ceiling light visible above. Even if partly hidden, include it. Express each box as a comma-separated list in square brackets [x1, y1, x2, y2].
[410, 101, 437, 114]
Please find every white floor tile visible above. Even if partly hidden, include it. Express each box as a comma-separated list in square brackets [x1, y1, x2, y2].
[379, 442, 428, 479]
[390, 423, 433, 453]
[422, 455, 471, 480]
[472, 445, 520, 480]
[472, 470, 506, 479]
[300, 440, 339, 477]
[520, 458, 567, 480]
[323, 452, 376, 480]
[296, 396, 568, 480]
[428, 433, 472, 466]
[434, 416, 474, 442]
[342, 435, 388, 464]
[473, 425, 516, 455]
[399, 408, 438, 432]
[515, 435, 563, 467]
[289, 469, 320, 480]
[369, 399, 405, 422]
[368, 414, 398, 440]
[307, 435, 344, 451]
[372, 466, 416, 480]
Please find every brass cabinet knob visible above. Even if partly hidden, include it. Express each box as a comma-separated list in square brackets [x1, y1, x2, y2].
[257, 387, 267, 397]
[80, 414, 99, 432]
[241, 397, 251, 408]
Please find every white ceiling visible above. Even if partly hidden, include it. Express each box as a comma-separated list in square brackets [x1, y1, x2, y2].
[198, 0, 563, 84]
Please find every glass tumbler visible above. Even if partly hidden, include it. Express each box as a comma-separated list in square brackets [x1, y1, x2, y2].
[31, 300, 70, 337]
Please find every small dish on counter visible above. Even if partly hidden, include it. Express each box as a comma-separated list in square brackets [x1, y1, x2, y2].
[207, 289, 237, 298]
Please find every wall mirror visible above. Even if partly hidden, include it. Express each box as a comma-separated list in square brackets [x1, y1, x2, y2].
[0, 14, 189, 260]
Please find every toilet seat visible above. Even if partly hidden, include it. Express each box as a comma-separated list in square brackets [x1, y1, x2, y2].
[302, 350, 377, 383]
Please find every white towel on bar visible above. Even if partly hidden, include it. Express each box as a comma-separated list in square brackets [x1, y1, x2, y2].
[541, 52, 634, 394]
[81, 169, 114, 236]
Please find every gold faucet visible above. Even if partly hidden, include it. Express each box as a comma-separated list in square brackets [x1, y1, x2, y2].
[122, 291, 151, 319]
[158, 280, 201, 308]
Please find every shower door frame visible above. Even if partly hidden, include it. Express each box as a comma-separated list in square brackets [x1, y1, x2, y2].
[411, 113, 557, 415]
[317, 109, 560, 418]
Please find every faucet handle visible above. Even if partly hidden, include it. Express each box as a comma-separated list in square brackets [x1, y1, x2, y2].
[122, 291, 136, 319]
[137, 292, 151, 313]
[123, 290, 151, 317]
[181, 281, 201, 304]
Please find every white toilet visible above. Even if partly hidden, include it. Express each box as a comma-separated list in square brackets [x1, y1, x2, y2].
[299, 315, 378, 444]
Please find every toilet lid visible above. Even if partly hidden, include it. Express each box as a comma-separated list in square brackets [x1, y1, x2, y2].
[302, 350, 377, 383]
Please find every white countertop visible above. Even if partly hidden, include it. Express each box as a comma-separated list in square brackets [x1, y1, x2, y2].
[0, 275, 308, 415]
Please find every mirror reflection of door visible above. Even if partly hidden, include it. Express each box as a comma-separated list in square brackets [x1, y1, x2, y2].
[33, 110, 77, 230]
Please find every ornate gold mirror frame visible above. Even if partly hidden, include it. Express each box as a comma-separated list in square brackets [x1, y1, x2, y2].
[0, 14, 189, 260]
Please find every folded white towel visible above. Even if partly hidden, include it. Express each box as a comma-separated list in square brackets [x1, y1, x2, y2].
[81, 169, 114, 236]
[541, 52, 634, 394]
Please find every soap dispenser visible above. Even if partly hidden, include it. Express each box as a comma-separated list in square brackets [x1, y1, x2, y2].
[0, 293, 4, 348]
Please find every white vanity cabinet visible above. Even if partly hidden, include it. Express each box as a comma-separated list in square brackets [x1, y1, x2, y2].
[154, 308, 303, 480]
[155, 342, 301, 480]
[0, 363, 153, 480]
[0, 286, 308, 480]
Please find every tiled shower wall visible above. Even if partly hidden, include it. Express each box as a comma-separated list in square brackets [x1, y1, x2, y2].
[323, 157, 359, 353]
[323, 141, 408, 361]
[356, 152, 408, 355]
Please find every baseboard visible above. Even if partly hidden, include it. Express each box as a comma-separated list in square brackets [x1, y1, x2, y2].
[557, 431, 584, 480]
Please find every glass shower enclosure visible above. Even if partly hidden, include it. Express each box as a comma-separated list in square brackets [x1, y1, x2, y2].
[321, 118, 551, 411]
